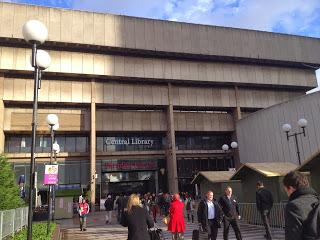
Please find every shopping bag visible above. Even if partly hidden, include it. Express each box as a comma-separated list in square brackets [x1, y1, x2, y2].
[149, 227, 166, 240]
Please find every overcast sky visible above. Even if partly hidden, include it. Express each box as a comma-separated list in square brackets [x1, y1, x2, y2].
[2, 0, 320, 91]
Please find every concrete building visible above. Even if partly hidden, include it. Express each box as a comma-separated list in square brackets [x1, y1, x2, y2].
[237, 91, 320, 167]
[0, 2, 319, 205]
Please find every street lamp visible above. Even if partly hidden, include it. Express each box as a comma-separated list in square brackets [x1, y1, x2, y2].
[22, 19, 49, 240]
[46, 114, 59, 234]
[52, 141, 60, 221]
[222, 141, 238, 169]
[282, 118, 307, 165]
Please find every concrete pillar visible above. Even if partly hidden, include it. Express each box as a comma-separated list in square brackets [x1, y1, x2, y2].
[166, 83, 179, 193]
[0, 74, 4, 152]
[232, 85, 241, 169]
[234, 85, 242, 121]
[90, 80, 96, 209]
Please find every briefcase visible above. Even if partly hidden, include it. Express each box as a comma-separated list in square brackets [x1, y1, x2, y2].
[192, 229, 208, 240]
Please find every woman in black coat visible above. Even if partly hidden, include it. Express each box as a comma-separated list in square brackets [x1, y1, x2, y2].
[121, 194, 154, 240]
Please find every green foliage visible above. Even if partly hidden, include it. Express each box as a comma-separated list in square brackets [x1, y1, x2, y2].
[13, 222, 56, 240]
[0, 154, 24, 210]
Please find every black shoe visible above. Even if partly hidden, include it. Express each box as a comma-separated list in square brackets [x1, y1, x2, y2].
[83, 228, 87, 231]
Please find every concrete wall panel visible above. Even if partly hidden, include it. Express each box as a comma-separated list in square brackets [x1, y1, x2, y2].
[237, 91, 320, 165]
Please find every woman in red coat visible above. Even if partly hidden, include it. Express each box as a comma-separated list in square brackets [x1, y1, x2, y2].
[168, 193, 186, 240]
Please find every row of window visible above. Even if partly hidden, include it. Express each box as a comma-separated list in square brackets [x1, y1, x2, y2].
[5, 135, 88, 153]
[175, 135, 231, 150]
[177, 157, 235, 178]
[5, 134, 231, 153]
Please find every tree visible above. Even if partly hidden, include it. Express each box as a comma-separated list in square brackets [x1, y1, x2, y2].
[0, 154, 24, 210]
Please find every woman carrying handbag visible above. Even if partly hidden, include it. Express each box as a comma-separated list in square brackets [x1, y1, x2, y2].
[121, 194, 154, 240]
[168, 193, 186, 240]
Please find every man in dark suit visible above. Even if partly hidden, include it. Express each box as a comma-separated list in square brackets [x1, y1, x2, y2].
[256, 181, 273, 240]
[197, 190, 222, 240]
[218, 186, 242, 240]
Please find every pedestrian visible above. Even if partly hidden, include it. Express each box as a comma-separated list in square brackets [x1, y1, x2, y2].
[78, 198, 90, 231]
[256, 181, 273, 240]
[197, 191, 222, 240]
[168, 193, 186, 240]
[116, 194, 125, 223]
[104, 194, 114, 224]
[186, 196, 195, 223]
[283, 171, 320, 240]
[150, 193, 159, 223]
[121, 194, 154, 240]
[218, 186, 242, 240]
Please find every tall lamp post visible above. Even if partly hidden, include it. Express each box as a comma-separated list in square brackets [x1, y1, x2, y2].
[22, 20, 49, 240]
[52, 141, 60, 221]
[46, 114, 59, 234]
[282, 118, 307, 165]
[222, 141, 238, 169]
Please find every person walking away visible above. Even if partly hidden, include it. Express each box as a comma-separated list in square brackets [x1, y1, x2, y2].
[121, 194, 154, 240]
[256, 181, 274, 240]
[186, 196, 196, 223]
[78, 198, 90, 231]
[197, 191, 222, 240]
[168, 193, 186, 240]
[116, 194, 124, 223]
[283, 171, 320, 240]
[150, 193, 158, 223]
[218, 186, 242, 240]
[104, 195, 114, 224]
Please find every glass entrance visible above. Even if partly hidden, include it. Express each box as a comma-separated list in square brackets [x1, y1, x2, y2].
[101, 171, 157, 197]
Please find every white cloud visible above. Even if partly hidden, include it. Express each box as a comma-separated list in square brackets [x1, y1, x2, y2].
[159, 0, 320, 37]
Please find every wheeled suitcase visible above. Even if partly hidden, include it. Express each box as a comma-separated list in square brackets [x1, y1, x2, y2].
[192, 229, 208, 240]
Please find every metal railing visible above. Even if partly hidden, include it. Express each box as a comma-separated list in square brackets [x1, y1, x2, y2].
[0, 207, 28, 239]
[238, 203, 286, 229]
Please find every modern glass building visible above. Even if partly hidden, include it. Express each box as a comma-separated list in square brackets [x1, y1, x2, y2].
[0, 2, 319, 205]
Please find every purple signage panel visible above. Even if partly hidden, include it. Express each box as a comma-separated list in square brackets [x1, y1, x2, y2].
[44, 164, 58, 185]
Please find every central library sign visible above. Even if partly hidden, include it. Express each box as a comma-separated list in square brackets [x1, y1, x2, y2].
[105, 137, 154, 146]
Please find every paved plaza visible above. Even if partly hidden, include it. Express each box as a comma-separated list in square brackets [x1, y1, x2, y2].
[58, 211, 285, 240]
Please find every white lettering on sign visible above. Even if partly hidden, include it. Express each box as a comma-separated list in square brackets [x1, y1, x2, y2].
[105, 138, 154, 146]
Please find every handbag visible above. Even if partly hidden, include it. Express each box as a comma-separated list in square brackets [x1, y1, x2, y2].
[162, 215, 170, 225]
[149, 227, 166, 240]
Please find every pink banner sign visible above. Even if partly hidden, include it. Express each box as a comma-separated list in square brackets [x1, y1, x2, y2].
[44, 165, 58, 185]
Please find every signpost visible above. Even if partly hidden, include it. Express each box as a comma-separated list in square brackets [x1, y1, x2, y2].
[44, 164, 58, 234]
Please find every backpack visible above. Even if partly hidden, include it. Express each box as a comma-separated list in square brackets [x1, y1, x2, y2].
[303, 197, 320, 240]
[186, 200, 191, 210]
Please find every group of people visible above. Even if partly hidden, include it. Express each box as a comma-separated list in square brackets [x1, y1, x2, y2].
[77, 170, 319, 240]
[197, 187, 242, 240]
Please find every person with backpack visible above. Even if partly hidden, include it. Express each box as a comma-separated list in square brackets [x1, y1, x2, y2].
[283, 171, 320, 240]
[104, 195, 114, 224]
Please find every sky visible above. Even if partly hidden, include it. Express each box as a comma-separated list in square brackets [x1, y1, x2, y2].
[2, 0, 320, 91]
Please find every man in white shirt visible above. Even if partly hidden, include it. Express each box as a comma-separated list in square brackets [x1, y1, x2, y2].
[197, 191, 222, 240]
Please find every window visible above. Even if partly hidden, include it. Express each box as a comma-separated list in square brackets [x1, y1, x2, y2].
[5, 135, 89, 153]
